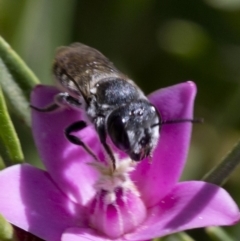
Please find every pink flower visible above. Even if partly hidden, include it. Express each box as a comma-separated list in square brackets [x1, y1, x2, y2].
[0, 82, 238, 241]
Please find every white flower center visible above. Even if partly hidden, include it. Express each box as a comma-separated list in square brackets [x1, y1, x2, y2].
[88, 157, 147, 239]
[90, 158, 139, 204]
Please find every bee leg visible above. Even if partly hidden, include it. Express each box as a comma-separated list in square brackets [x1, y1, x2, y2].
[30, 92, 82, 112]
[65, 120, 99, 162]
[30, 103, 60, 112]
[95, 117, 116, 170]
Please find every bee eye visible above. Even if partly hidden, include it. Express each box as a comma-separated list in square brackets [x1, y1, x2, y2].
[107, 115, 130, 151]
[140, 137, 147, 146]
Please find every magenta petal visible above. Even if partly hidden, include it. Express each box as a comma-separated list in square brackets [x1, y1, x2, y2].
[0, 164, 84, 241]
[31, 85, 103, 205]
[124, 181, 240, 240]
[62, 227, 112, 241]
[62, 227, 150, 241]
[131, 82, 196, 207]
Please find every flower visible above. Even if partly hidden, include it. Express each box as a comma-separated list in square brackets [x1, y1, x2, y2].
[0, 82, 238, 241]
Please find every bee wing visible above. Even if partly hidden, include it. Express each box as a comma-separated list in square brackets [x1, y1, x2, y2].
[53, 43, 126, 101]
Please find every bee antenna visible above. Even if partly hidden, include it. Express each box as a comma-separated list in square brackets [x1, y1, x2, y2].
[151, 117, 203, 128]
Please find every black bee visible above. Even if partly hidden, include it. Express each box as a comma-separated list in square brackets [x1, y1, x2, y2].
[31, 43, 161, 168]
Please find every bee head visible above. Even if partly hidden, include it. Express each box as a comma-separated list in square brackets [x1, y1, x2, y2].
[107, 100, 160, 161]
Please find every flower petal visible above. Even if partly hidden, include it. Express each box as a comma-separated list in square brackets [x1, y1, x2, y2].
[124, 181, 240, 240]
[0, 164, 84, 241]
[62, 227, 111, 241]
[89, 188, 147, 239]
[31, 85, 103, 205]
[62, 227, 150, 241]
[131, 81, 196, 207]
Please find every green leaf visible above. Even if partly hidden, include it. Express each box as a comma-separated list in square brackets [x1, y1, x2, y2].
[0, 36, 40, 127]
[174, 232, 195, 241]
[0, 36, 39, 100]
[205, 226, 234, 241]
[0, 86, 24, 165]
[0, 214, 15, 241]
[0, 58, 31, 126]
[155, 232, 196, 241]
[0, 155, 6, 170]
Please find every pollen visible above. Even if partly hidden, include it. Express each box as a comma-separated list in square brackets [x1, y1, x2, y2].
[89, 158, 139, 203]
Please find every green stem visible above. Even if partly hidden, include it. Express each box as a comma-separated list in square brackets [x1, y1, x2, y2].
[0, 155, 6, 170]
[156, 232, 196, 241]
[0, 86, 24, 165]
[175, 232, 195, 241]
[202, 138, 240, 185]
[205, 226, 234, 241]
[0, 58, 31, 126]
[0, 214, 15, 241]
[0, 36, 39, 100]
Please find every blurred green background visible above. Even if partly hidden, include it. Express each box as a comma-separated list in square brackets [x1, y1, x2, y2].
[1, 0, 240, 240]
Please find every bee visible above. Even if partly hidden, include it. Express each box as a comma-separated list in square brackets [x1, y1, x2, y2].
[31, 43, 199, 169]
